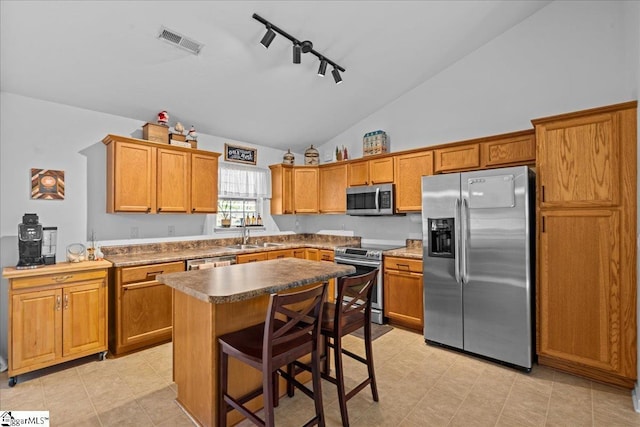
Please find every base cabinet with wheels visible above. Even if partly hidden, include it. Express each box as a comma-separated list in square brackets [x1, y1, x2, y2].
[109, 261, 184, 356]
[3, 261, 111, 387]
[383, 256, 423, 331]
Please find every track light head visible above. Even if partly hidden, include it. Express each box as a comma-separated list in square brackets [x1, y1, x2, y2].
[332, 68, 343, 85]
[293, 43, 301, 64]
[317, 59, 327, 77]
[260, 26, 275, 49]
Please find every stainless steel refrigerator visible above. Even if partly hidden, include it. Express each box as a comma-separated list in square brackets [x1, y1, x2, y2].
[421, 165, 534, 370]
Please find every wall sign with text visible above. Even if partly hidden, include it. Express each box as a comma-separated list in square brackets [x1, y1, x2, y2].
[224, 143, 257, 165]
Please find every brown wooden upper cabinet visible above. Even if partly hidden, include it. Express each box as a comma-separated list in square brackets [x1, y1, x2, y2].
[347, 157, 394, 186]
[269, 164, 294, 215]
[156, 148, 190, 213]
[191, 152, 219, 213]
[534, 112, 620, 208]
[293, 167, 319, 213]
[434, 143, 480, 173]
[103, 134, 219, 214]
[481, 130, 535, 168]
[394, 150, 433, 212]
[319, 163, 347, 213]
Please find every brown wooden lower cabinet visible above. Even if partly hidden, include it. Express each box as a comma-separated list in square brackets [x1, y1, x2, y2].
[237, 252, 269, 263]
[383, 256, 423, 331]
[109, 261, 184, 356]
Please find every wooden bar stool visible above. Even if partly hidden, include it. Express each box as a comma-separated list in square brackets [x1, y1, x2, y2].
[289, 270, 380, 426]
[218, 282, 327, 427]
[321, 269, 379, 427]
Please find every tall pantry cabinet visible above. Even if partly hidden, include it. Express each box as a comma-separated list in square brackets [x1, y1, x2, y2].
[533, 101, 637, 388]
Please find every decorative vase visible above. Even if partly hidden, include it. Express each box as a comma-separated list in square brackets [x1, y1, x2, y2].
[221, 218, 231, 228]
[283, 149, 295, 165]
[304, 145, 319, 165]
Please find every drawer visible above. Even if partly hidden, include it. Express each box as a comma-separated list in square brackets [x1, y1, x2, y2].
[383, 256, 423, 274]
[319, 250, 334, 262]
[120, 261, 184, 284]
[11, 269, 107, 290]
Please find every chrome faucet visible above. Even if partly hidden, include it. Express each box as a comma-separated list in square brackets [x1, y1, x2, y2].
[242, 222, 250, 244]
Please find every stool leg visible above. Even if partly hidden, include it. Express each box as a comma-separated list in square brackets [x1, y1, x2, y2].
[263, 368, 275, 426]
[286, 363, 295, 397]
[333, 336, 349, 427]
[364, 322, 379, 402]
[311, 347, 325, 427]
[322, 334, 330, 375]
[219, 350, 229, 427]
[273, 370, 280, 407]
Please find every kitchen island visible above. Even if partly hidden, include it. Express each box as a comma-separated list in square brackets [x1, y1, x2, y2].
[157, 257, 355, 427]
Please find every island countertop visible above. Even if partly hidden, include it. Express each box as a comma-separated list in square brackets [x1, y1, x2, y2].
[157, 257, 355, 304]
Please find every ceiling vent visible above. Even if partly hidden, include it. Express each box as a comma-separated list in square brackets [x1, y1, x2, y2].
[158, 26, 203, 55]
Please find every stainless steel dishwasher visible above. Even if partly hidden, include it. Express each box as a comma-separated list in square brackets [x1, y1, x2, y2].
[186, 255, 237, 270]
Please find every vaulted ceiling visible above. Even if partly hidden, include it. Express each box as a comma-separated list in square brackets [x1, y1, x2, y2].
[0, 1, 551, 152]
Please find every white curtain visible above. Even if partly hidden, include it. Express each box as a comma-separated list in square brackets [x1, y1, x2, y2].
[218, 162, 271, 198]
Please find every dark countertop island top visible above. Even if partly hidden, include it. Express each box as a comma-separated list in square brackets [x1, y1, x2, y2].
[157, 257, 355, 303]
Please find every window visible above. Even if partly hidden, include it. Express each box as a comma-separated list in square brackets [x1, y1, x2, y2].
[216, 163, 270, 230]
[216, 198, 262, 228]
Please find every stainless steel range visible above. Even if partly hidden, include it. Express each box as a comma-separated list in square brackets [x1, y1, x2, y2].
[334, 243, 403, 324]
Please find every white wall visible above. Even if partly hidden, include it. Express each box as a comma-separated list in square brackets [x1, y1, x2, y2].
[318, 1, 635, 158]
[0, 92, 301, 361]
[314, 0, 640, 402]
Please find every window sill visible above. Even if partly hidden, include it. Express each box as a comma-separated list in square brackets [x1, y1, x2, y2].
[214, 226, 266, 233]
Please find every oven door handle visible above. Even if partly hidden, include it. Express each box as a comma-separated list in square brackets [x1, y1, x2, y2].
[334, 257, 381, 268]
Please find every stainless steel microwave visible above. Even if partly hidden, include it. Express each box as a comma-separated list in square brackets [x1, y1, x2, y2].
[346, 183, 396, 216]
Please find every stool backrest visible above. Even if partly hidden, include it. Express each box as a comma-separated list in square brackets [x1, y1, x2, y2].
[263, 283, 327, 362]
[335, 269, 379, 326]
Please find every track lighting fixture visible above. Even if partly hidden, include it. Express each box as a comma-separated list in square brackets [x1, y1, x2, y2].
[252, 13, 346, 84]
[260, 25, 275, 48]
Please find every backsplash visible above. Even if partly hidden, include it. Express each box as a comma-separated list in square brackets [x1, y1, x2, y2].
[101, 233, 362, 256]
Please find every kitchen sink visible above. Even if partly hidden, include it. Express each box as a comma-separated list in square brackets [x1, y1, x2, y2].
[225, 244, 260, 250]
[262, 242, 284, 247]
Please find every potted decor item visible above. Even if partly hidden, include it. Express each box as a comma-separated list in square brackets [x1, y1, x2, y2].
[219, 200, 232, 227]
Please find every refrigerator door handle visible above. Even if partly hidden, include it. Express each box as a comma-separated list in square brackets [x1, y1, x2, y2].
[454, 198, 461, 284]
[461, 198, 469, 284]
[375, 187, 380, 211]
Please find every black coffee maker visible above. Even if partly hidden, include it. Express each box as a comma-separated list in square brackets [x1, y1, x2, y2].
[17, 213, 45, 269]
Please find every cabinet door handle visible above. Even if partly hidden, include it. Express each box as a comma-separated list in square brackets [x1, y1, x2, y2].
[56, 295, 61, 311]
[147, 207, 151, 213]
[53, 275, 72, 283]
[158, 207, 162, 212]
[192, 208, 196, 212]
[64, 294, 69, 310]
[396, 264, 410, 271]
[541, 185, 545, 202]
[144, 271, 164, 281]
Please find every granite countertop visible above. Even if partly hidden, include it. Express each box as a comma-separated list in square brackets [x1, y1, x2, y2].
[2, 260, 113, 278]
[157, 258, 355, 303]
[384, 247, 423, 259]
[102, 234, 361, 267]
[383, 239, 423, 260]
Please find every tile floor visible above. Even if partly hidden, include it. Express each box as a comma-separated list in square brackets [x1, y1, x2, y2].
[1, 327, 639, 426]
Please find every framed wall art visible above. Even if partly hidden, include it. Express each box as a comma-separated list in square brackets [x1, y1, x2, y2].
[224, 143, 257, 165]
[31, 168, 65, 200]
